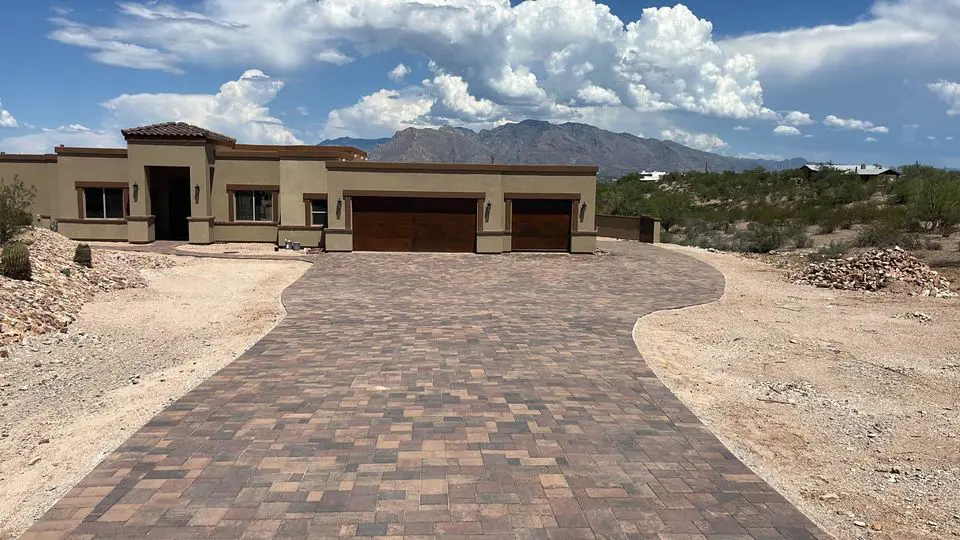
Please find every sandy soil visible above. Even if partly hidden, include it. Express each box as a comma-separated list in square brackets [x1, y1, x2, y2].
[635, 244, 960, 540]
[0, 256, 310, 539]
[175, 242, 309, 257]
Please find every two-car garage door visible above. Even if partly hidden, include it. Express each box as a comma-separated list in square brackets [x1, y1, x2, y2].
[351, 195, 574, 252]
[352, 197, 477, 252]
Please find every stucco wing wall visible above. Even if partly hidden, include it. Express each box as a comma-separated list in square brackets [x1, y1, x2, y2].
[279, 160, 328, 227]
[212, 159, 281, 222]
[325, 171, 503, 231]
[502, 174, 597, 232]
[214, 224, 278, 243]
[56, 156, 129, 220]
[0, 161, 57, 219]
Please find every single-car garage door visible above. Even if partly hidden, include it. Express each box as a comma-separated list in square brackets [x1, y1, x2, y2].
[511, 199, 572, 252]
[352, 197, 477, 252]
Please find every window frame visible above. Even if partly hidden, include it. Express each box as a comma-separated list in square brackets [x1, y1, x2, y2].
[76, 183, 129, 221]
[226, 185, 280, 224]
[302, 193, 329, 228]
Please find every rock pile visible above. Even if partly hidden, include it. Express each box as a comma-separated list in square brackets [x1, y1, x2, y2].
[792, 247, 956, 298]
[0, 228, 175, 346]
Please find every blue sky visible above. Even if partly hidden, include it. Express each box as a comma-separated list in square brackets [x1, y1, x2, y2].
[1, 0, 959, 167]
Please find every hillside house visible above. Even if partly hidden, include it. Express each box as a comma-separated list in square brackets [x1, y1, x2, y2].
[800, 163, 901, 181]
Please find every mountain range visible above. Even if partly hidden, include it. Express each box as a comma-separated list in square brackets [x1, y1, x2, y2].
[320, 120, 806, 178]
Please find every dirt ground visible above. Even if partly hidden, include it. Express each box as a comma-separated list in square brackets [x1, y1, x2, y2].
[635, 243, 960, 540]
[174, 242, 310, 257]
[0, 256, 309, 539]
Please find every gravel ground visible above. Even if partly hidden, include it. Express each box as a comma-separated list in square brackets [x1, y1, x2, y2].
[175, 242, 308, 257]
[0, 256, 310, 539]
[635, 244, 960, 540]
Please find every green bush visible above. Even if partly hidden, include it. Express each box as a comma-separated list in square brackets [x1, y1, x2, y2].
[1, 242, 32, 280]
[0, 175, 37, 244]
[733, 223, 786, 253]
[793, 232, 812, 249]
[73, 243, 93, 268]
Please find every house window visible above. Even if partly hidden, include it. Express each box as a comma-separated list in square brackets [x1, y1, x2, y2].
[310, 200, 328, 227]
[234, 191, 274, 222]
[84, 188, 125, 219]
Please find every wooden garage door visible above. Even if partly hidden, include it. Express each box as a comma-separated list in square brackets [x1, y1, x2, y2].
[511, 199, 572, 252]
[352, 197, 477, 252]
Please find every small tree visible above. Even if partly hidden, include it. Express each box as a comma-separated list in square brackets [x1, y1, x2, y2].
[0, 175, 37, 244]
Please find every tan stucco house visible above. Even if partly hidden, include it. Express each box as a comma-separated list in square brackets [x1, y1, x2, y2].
[0, 122, 598, 254]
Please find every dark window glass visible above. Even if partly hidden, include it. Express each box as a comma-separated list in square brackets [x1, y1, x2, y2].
[234, 191, 273, 221]
[84, 188, 124, 219]
[310, 200, 327, 227]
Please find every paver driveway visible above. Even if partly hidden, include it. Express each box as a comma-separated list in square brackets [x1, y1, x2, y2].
[23, 241, 827, 540]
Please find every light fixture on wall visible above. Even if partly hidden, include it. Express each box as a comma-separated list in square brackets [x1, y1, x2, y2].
[194, 184, 200, 203]
[132, 183, 139, 202]
[336, 198, 343, 219]
[579, 201, 587, 222]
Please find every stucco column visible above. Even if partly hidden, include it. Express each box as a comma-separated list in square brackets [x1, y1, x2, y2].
[186, 158, 214, 244]
[126, 147, 155, 244]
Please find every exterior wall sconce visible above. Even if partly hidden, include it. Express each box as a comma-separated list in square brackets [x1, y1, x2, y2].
[484, 201, 492, 222]
[194, 184, 200, 203]
[132, 183, 139, 202]
[336, 198, 343, 220]
[579, 201, 587, 222]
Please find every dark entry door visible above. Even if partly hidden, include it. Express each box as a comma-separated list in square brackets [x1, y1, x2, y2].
[352, 197, 476, 252]
[511, 199, 572, 252]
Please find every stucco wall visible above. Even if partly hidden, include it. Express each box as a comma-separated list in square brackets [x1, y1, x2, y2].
[503, 174, 596, 233]
[213, 158, 281, 221]
[213, 223, 278, 243]
[56, 156, 129, 220]
[0, 160, 57, 219]
[127, 143, 210, 220]
[279, 160, 328, 227]
[58, 221, 128, 241]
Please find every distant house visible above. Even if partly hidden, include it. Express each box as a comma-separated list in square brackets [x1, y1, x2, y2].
[800, 163, 902, 181]
[636, 170, 667, 181]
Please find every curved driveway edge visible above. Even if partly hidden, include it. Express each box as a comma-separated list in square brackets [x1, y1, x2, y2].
[22, 241, 828, 540]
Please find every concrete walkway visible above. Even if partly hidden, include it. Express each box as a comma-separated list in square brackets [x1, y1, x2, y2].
[22, 241, 827, 539]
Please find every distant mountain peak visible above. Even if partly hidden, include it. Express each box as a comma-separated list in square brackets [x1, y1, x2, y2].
[323, 121, 806, 177]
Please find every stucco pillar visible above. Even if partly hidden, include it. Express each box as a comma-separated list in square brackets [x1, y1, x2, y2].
[187, 159, 214, 244]
[126, 150, 155, 244]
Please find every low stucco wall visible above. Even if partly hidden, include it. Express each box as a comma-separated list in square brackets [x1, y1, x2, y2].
[596, 214, 661, 243]
[278, 228, 323, 248]
[213, 223, 278, 243]
[58, 221, 128, 242]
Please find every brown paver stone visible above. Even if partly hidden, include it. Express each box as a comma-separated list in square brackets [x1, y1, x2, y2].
[21, 242, 829, 539]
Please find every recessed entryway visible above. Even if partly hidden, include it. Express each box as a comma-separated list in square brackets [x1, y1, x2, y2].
[351, 196, 477, 252]
[147, 166, 191, 241]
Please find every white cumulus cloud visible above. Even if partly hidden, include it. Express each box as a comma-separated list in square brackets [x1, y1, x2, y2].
[781, 111, 815, 126]
[824, 114, 889, 133]
[323, 89, 436, 139]
[660, 128, 728, 152]
[0, 124, 120, 154]
[0, 98, 18, 128]
[721, 0, 960, 79]
[314, 48, 354, 65]
[102, 69, 302, 144]
[47, 0, 781, 135]
[773, 125, 802, 136]
[732, 125, 750, 131]
[388, 63, 411, 82]
[928, 80, 960, 115]
[864, 136, 878, 142]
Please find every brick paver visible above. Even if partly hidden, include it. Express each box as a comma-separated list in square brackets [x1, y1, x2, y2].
[22, 241, 828, 539]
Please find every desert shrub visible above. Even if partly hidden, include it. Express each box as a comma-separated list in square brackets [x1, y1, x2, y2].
[921, 238, 943, 251]
[1, 242, 32, 280]
[0, 175, 37, 245]
[807, 241, 848, 262]
[854, 223, 921, 249]
[793, 232, 813, 249]
[733, 223, 786, 253]
[818, 222, 836, 234]
[73, 243, 93, 268]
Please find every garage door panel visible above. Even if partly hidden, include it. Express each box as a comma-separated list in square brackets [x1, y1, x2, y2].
[352, 196, 476, 252]
[511, 199, 572, 252]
